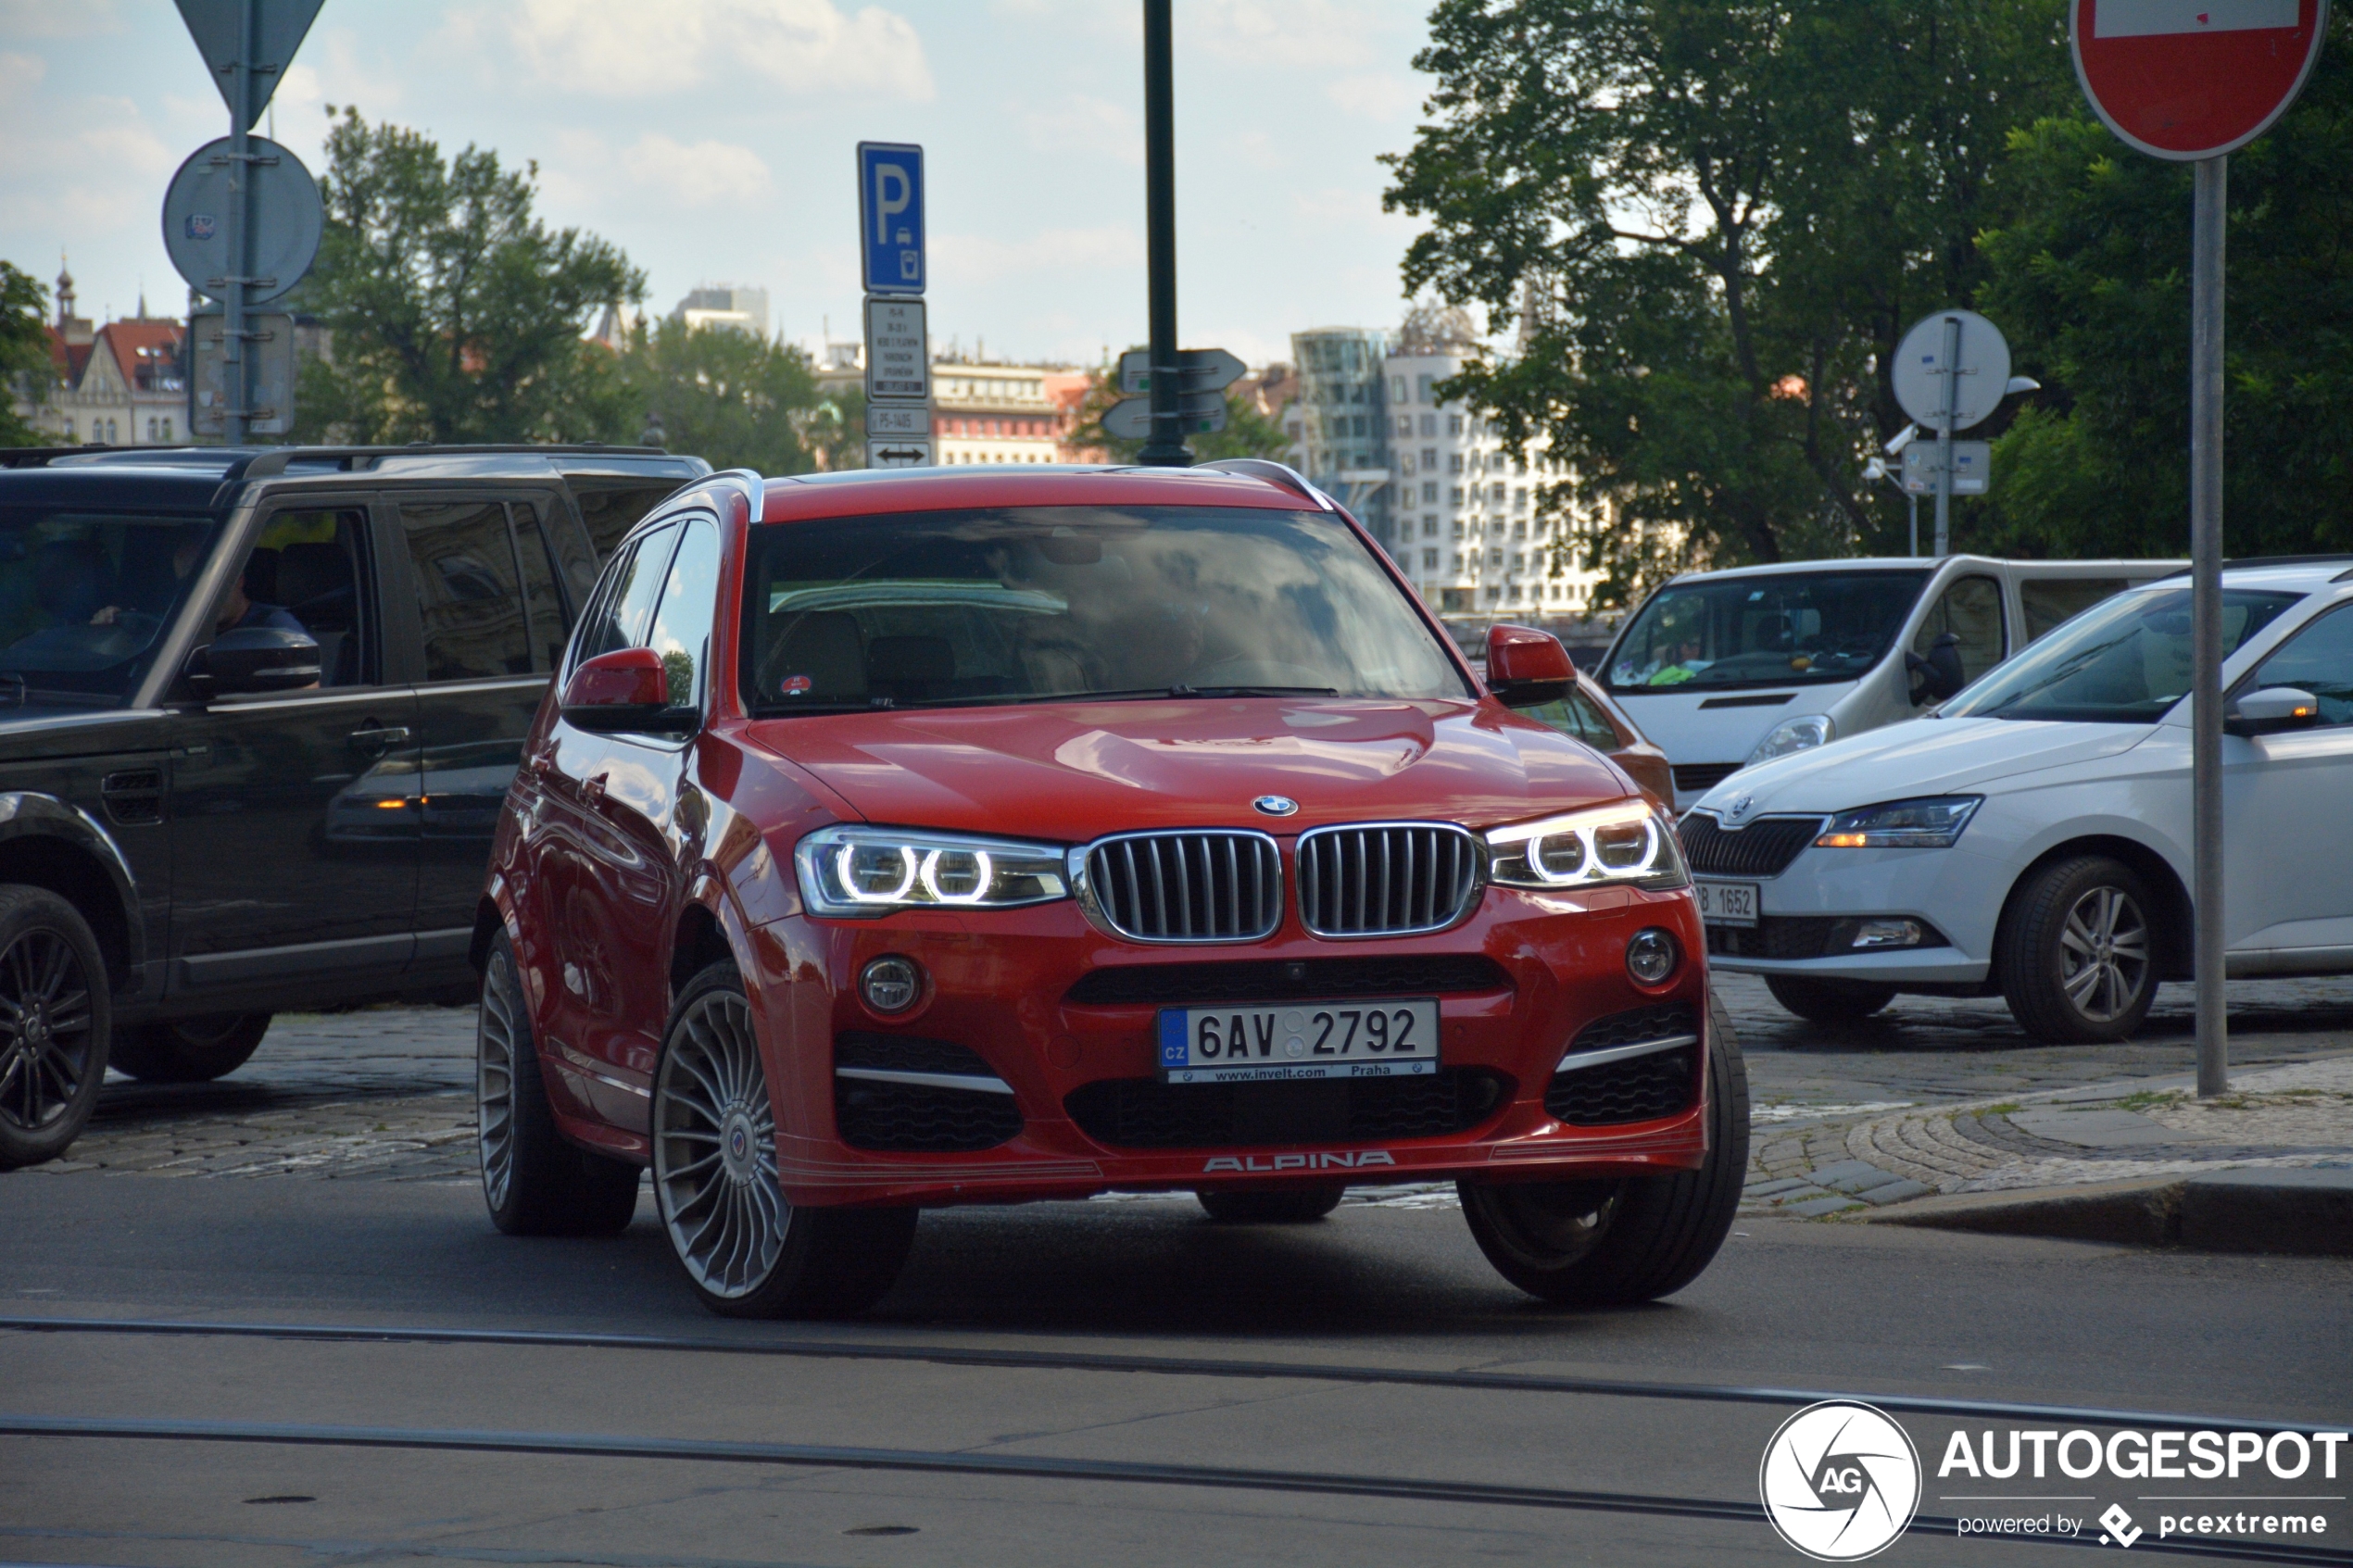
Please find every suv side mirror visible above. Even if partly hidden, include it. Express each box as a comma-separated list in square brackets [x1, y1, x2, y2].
[191, 626, 321, 697]
[1906, 632, 1966, 706]
[1485, 624, 1574, 709]
[561, 646, 697, 734]
[2225, 686, 2321, 737]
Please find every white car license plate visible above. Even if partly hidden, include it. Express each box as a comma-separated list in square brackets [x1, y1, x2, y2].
[1694, 879, 1760, 927]
[1157, 998, 1441, 1084]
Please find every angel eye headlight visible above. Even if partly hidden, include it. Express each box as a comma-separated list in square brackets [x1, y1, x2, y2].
[1484, 801, 1688, 891]
[799, 826, 1068, 917]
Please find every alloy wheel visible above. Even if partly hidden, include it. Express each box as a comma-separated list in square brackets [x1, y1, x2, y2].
[0, 924, 96, 1135]
[654, 989, 784, 1299]
[476, 953, 522, 1214]
[2057, 884, 2149, 1023]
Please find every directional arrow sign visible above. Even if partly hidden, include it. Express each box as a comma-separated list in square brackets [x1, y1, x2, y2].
[1102, 392, 1227, 442]
[175, 0, 326, 125]
[866, 438, 935, 469]
[1118, 346, 1246, 396]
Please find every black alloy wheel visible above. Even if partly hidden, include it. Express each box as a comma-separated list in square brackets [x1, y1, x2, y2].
[0, 887, 111, 1171]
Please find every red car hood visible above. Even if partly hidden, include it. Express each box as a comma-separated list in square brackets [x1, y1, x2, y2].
[742, 697, 1632, 842]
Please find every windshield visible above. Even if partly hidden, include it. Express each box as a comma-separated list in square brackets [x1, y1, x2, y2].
[1942, 585, 2303, 724]
[1604, 570, 1931, 693]
[739, 505, 1470, 715]
[0, 506, 224, 709]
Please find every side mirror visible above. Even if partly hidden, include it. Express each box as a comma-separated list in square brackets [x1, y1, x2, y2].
[1485, 623, 1574, 709]
[2225, 686, 2321, 737]
[560, 646, 697, 734]
[191, 626, 321, 697]
[1906, 632, 1967, 706]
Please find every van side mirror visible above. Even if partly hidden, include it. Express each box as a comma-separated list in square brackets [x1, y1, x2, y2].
[561, 646, 697, 734]
[189, 626, 321, 697]
[2225, 686, 2321, 737]
[1906, 632, 1967, 706]
[1484, 623, 1574, 709]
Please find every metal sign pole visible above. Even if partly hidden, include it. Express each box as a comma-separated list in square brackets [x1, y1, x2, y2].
[1933, 315, 1960, 557]
[224, 0, 255, 445]
[2192, 155, 2229, 1097]
[1138, 0, 1189, 467]
[1907, 493, 1919, 557]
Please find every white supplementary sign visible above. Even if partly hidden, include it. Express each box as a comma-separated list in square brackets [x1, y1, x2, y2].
[866, 403, 928, 437]
[865, 437, 934, 469]
[2096, 0, 2297, 34]
[863, 297, 928, 402]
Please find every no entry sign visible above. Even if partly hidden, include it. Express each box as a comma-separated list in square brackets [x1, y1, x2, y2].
[2071, 0, 2331, 159]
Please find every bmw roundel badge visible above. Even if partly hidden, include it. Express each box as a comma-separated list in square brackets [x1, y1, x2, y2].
[1252, 795, 1299, 817]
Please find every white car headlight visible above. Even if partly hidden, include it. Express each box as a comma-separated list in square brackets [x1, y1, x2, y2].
[1815, 796, 1982, 849]
[1745, 713, 1834, 766]
[1485, 801, 1689, 891]
[795, 825, 1070, 917]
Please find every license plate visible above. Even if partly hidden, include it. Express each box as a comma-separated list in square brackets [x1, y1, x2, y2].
[1157, 998, 1441, 1084]
[1694, 879, 1760, 927]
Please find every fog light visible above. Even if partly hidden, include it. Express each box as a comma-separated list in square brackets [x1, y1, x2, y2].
[860, 955, 923, 1013]
[1626, 927, 1679, 985]
[1848, 919, 1924, 950]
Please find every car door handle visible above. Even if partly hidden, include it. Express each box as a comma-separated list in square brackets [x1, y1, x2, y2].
[347, 724, 411, 755]
[582, 772, 609, 807]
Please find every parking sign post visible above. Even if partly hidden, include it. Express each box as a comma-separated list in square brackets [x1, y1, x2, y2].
[2070, 0, 2330, 1097]
[857, 142, 930, 467]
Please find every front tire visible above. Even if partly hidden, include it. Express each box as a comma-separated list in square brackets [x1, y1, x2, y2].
[1196, 1184, 1345, 1223]
[653, 960, 916, 1318]
[477, 934, 640, 1236]
[1460, 990, 1749, 1305]
[1764, 975, 1897, 1023]
[108, 1012, 271, 1083]
[1996, 856, 2158, 1044]
[0, 887, 111, 1171]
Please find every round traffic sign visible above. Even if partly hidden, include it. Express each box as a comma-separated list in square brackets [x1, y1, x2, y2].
[2071, 0, 2331, 161]
[162, 136, 324, 306]
[1891, 310, 2013, 433]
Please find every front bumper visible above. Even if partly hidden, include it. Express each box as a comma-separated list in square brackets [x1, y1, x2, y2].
[742, 884, 1714, 1208]
[1701, 839, 2005, 985]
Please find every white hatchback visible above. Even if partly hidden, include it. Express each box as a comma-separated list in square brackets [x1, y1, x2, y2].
[1687, 560, 2353, 1042]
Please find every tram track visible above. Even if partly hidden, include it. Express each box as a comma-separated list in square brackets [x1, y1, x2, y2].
[1, 1314, 2340, 1438]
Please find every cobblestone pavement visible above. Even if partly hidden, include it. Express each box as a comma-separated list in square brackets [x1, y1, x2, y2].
[14, 973, 2352, 1198]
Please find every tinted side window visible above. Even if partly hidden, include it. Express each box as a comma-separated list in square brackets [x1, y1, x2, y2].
[2249, 604, 2353, 727]
[646, 518, 720, 708]
[575, 521, 680, 665]
[1914, 575, 2006, 684]
[241, 507, 370, 687]
[399, 499, 531, 681]
[2021, 577, 2127, 643]
[510, 500, 570, 672]
[573, 483, 687, 560]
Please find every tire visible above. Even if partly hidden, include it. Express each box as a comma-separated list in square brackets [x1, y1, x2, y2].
[108, 1012, 271, 1083]
[1996, 856, 2158, 1045]
[1763, 975, 1898, 1024]
[1196, 1184, 1345, 1223]
[477, 934, 641, 1236]
[0, 887, 112, 1171]
[653, 960, 916, 1318]
[1459, 989, 1749, 1306]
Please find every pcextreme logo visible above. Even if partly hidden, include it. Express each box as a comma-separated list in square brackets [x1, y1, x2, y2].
[1759, 1400, 1923, 1562]
[1201, 1150, 1396, 1173]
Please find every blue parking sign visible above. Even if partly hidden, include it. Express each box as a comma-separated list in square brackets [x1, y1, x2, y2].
[858, 142, 925, 295]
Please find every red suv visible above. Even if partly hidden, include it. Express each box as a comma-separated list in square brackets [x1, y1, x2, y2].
[475, 462, 1747, 1317]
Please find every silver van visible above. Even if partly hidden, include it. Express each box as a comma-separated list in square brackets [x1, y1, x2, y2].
[1598, 556, 2183, 809]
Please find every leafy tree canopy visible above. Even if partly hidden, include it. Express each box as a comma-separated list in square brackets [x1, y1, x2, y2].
[615, 317, 825, 475]
[0, 262, 52, 447]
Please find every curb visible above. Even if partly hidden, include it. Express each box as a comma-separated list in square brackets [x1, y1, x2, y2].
[1861, 1167, 2353, 1256]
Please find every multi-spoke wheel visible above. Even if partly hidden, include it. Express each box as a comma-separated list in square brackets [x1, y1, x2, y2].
[653, 960, 917, 1319]
[475, 933, 639, 1236]
[1460, 990, 1749, 1306]
[0, 887, 110, 1171]
[1998, 856, 2158, 1044]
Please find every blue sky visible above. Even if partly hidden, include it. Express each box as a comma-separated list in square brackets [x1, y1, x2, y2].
[2, 0, 1446, 369]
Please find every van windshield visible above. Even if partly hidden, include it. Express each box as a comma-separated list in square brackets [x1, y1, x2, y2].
[0, 506, 224, 709]
[1941, 585, 2302, 724]
[1604, 570, 1931, 694]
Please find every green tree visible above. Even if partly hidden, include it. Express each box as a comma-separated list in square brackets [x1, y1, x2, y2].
[0, 262, 53, 447]
[292, 107, 644, 445]
[1383, 0, 2071, 603]
[1064, 348, 1294, 463]
[615, 318, 824, 474]
[1976, 13, 2353, 558]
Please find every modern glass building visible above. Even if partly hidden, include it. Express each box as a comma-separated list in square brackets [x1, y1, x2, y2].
[1290, 327, 1393, 548]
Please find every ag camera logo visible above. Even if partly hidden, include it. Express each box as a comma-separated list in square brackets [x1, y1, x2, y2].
[1760, 1400, 1922, 1561]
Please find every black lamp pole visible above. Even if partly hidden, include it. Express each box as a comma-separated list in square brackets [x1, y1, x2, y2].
[1138, 0, 1189, 466]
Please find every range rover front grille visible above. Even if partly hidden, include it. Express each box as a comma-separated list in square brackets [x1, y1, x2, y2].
[1296, 822, 1481, 938]
[1080, 830, 1283, 943]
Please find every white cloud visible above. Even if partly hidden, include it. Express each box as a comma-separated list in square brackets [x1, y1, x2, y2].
[499, 0, 932, 100]
[0, 0, 121, 38]
[1020, 94, 1139, 164]
[619, 134, 774, 206]
[0, 53, 180, 243]
[1191, 0, 1375, 69]
[1324, 72, 1421, 122]
[932, 225, 1142, 285]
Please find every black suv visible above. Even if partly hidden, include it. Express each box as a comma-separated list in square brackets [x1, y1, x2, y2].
[0, 443, 711, 1167]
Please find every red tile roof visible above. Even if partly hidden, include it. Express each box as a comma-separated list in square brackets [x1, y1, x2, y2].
[98, 320, 185, 393]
